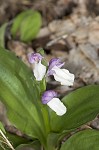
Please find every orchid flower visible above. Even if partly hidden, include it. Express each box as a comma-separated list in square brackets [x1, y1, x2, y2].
[28, 53, 46, 81]
[47, 58, 74, 86]
[42, 90, 67, 116]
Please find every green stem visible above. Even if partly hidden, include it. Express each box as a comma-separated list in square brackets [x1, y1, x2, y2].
[43, 145, 57, 150]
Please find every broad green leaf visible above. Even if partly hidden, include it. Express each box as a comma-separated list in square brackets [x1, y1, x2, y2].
[15, 140, 41, 150]
[20, 11, 42, 42]
[60, 129, 99, 150]
[0, 47, 50, 147]
[0, 122, 5, 133]
[11, 10, 33, 38]
[11, 10, 42, 42]
[50, 85, 99, 132]
[0, 23, 7, 48]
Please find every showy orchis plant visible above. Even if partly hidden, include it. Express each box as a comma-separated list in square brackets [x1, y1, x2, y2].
[0, 47, 99, 150]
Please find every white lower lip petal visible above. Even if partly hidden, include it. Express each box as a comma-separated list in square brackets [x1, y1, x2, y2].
[47, 98, 67, 116]
[34, 61, 46, 81]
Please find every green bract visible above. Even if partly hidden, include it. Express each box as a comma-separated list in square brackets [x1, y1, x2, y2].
[11, 10, 42, 42]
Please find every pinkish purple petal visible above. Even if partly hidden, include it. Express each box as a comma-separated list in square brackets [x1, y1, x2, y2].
[49, 58, 65, 69]
[47, 58, 65, 76]
[42, 90, 57, 104]
[28, 53, 43, 64]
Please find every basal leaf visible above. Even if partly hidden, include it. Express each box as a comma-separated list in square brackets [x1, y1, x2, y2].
[50, 85, 99, 132]
[11, 10, 42, 42]
[0, 47, 49, 146]
[20, 11, 42, 42]
[60, 129, 99, 150]
[11, 10, 33, 38]
[15, 140, 41, 150]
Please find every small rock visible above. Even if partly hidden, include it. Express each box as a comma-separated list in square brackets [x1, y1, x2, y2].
[91, 118, 99, 129]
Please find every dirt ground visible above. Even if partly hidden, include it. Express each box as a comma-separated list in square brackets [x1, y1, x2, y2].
[0, 0, 99, 149]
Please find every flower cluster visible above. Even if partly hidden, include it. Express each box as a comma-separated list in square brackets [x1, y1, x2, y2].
[28, 52, 75, 116]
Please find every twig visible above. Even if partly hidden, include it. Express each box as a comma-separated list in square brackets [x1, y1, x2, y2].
[46, 34, 68, 47]
[0, 130, 15, 150]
